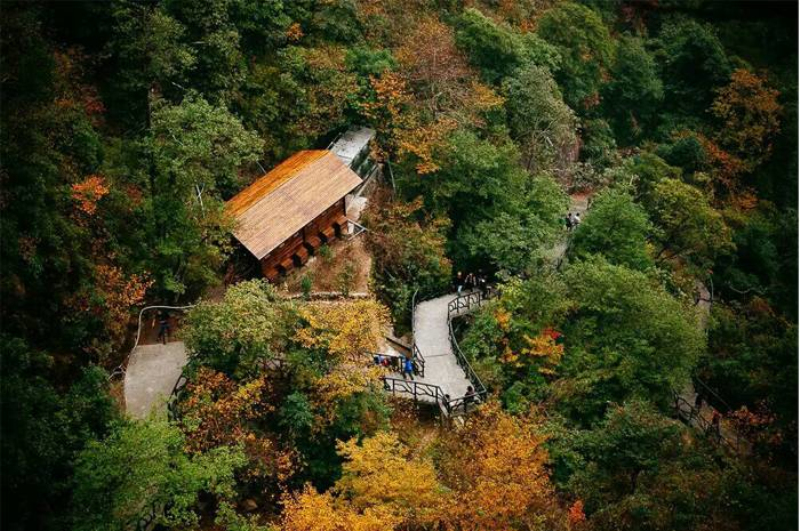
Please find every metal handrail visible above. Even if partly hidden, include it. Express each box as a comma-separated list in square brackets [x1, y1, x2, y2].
[110, 304, 195, 381]
[449, 318, 486, 395]
[410, 288, 426, 377]
[381, 376, 484, 417]
[446, 287, 498, 396]
[694, 377, 733, 412]
[382, 376, 442, 404]
[411, 344, 425, 377]
[401, 286, 497, 417]
[673, 393, 743, 454]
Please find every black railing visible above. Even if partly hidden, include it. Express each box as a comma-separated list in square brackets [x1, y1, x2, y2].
[381, 376, 482, 417]
[448, 318, 488, 400]
[673, 392, 744, 454]
[446, 286, 497, 316]
[694, 377, 733, 413]
[409, 288, 427, 377]
[411, 343, 426, 378]
[446, 287, 497, 401]
[395, 286, 498, 417]
[383, 376, 443, 404]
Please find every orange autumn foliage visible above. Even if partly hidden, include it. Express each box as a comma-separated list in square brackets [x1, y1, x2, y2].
[294, 300, 389, 424]
[395, 18, 472, 114]
[521, 332, 564, 375]
[179, 368, 295, 482]
[71, 175, 110, 215]
[397, 117, 459, 174]
[68, 263, 152, 352]
[568, 499, 587, 527]
[283, 431, 442, 530]
[311, 362, 386, 422]
[286, 22, 304, 42]
[440, 401, 566, 531]
[360, 72, 415, 161]
[711, 69, 782, 170]
[696, 133, 746, 192]
[390, 16, 502, 174]
[335, 431, 443, 523]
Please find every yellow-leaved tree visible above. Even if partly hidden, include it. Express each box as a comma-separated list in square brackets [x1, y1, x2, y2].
[335, 431, 443, 524]
[295, 300, 389, 361]
[282, 486, 399, 531]
[295, 299, 390, 425]
[283, 431, 444, 530]
[439, 401, 567, 531]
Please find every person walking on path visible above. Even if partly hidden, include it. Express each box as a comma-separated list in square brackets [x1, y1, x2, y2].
[157, 311, 170, 345]
[573, 212, 582, 228]
[465, 385, 476, 404]
[402, 356, 415, 381]
[455, 271, 464, 294]
[565, 212, 573, 231]
[478, 272, 488, 299]
[710, 409, 722, 443]
[465, 272, 475, 292]
[693, 393, 704, 421]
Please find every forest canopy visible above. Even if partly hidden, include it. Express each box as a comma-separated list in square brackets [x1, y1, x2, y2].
[1, 1, 797, 531]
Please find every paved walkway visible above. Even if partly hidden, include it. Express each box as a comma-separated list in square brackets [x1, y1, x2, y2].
[124, 341, 187, 419]
[407, 293, 473, 399]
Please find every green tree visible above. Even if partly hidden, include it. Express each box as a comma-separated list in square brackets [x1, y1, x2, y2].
[147, 93, 262, 297]
[182, 279, 296, 378]
[502, 65, 577, 173]
[454, 8, 559, 84]
[654, 16, 732, 117]
[163, 0, 248, 101]
[602, 35, 664, 144]
[413, 129, 524, 230]
[1, 337, 118, 531]
[537, 3, 614, 113]
[570, 188, 653, 271]
[72, 418, 246, 531]
[557, 258, 704, 422]
[565, 401, 684, 515]
[579, 118, 618, 170]
[106, 2, 195, 124]
[461, 273, 571, 408]
[646, 178, 732, 269]
[704, 300, 797, 448]
[459, 174, 568, 273]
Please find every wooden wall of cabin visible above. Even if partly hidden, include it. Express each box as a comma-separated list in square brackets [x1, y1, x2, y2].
[259, 198, 348, 281]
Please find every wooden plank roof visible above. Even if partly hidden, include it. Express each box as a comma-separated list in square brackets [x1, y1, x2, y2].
[226, 150, 362, 260]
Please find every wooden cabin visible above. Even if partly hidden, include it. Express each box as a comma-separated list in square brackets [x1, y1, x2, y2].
[226, 150, 362, 281]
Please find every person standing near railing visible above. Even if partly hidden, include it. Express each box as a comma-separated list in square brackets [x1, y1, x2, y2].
[477, 271, 488, 299]
[465, 272, 475, 292]
[710, 409, 722, 443]
[455, 271, 464, 294]
[465, 386, 476, 405]
[402, 355, 415, 381]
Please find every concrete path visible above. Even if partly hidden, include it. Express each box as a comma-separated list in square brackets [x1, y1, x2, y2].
[124, 341, 188, 419]
[410, 293, 473, 399]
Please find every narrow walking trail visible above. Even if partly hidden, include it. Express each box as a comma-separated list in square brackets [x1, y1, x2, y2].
[548, 193, 591, 265]
[410, 293, 473, 399]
